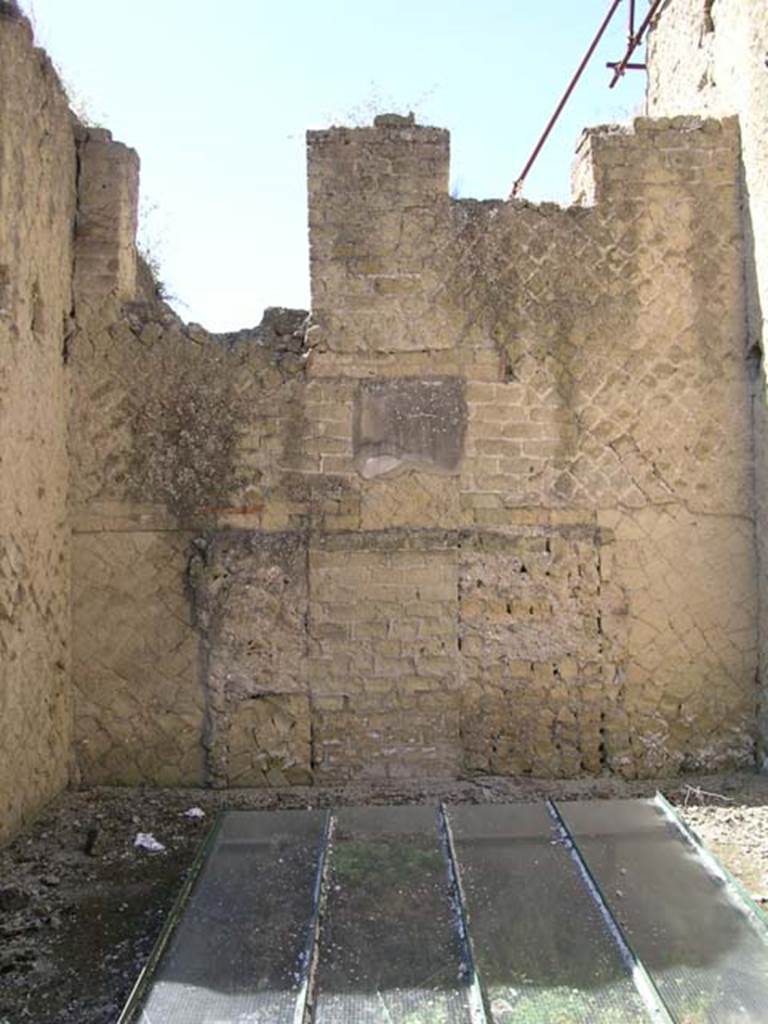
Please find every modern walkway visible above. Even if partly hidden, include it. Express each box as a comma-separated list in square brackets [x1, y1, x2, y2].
[119, 797, 768, 1023]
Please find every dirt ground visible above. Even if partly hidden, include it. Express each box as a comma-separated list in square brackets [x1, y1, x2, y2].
[1, 772, 767, 1024]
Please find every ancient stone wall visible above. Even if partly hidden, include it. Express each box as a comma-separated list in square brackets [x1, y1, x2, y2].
[301, 115, 756, 779]
[646, 0, 768, 760]
[69, 280, 309, 785]
[68, 110, 757, 785]
[1, 6, 762, 828]
[0, 11, 76, 842]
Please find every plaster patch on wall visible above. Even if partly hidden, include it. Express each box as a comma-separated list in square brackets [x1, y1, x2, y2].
[353, 377, 466, 478]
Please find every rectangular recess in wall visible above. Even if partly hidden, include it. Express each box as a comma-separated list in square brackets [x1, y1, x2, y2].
[353, 377, 467, 478]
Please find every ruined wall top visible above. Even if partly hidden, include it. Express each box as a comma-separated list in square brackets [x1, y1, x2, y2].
[306, 110, 741, 361]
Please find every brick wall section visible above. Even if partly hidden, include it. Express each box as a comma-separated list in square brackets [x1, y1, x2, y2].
[646, 0, 768, 760]
[61, 109, 758, 785]
[309, 536, 460, 780]
[63, 109, 757, 786]
[73, 127, 139, 308]
[302, 114, 756, 779]
[308, 123, 451, 354]
[0, 14, 77, 843]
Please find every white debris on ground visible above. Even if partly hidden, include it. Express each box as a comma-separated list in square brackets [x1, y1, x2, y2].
[133, 832, 166, 853]
[182, 807, 205, 819]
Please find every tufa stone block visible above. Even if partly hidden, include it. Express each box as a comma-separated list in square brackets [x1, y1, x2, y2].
[353, 377, 467, 478]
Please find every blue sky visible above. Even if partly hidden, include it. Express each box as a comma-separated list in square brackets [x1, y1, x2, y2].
[21, 1, 647, 330]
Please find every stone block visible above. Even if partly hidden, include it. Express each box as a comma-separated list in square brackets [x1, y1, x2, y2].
[226, 694, 311, 786]
[353, 377, 466, 478]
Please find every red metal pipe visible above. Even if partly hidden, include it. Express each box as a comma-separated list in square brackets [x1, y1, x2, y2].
[609, 0, 665, 87]
[511, 0, 624, 197]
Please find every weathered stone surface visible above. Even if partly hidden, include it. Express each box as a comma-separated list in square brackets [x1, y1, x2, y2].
[190, 530, 309, 786]
[646, 0, 768, 763]
[353, 377, 466, 478]
[73, 128, 139, 307]
[607, 505, 757, 777]
[225, 694, 311, 787]
[69, 301, 308, 525]
[307, 122, 452, 354]
[460, 529, 606, 777]
[0, 15, 76, 843]
[72, 531, 204, 785]
[64, 110, 757, 787]
[1, 5, 766, 837]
